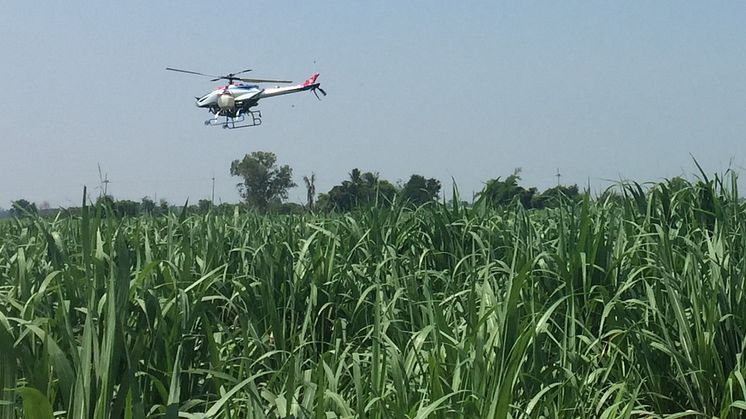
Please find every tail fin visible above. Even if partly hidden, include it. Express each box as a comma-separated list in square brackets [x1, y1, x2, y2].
[301, 73, 320, 87]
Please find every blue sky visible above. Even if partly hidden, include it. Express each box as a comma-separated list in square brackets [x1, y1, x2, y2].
[1, 2, 745, 207]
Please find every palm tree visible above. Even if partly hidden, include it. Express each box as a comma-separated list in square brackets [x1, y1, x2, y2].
[303, 173, 316, 210]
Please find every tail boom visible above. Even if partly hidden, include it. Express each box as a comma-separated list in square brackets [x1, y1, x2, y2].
[259, 73, 321, 99]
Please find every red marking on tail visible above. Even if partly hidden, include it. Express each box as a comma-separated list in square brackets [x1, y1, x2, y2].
[302, 73, 320, 87]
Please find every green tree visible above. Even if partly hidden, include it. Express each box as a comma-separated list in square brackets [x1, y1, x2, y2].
[10, 199, 37, 217]
[475, 170, 536, 208]
[320, 169, 397, 211]
[198, 199, 213, 213]
[531, 184, 581, 209]
[401, 174, 441, 205]
[217, 202, 237, 215]
[141, 197, 156, 214]
[114, 200, 140, 217]
[95, 195, 115, 209]
[230, 151, 296, 211]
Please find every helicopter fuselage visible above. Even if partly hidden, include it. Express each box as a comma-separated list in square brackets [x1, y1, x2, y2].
[196, 83, 262, 117]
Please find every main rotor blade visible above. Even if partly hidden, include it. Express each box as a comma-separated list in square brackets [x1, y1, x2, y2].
[233, 69, 253, 76]
[167, 67, 292, 84]
[210, 69, 254, 81]
[166, 67, 221, 78]
[238, 77, 293, 84]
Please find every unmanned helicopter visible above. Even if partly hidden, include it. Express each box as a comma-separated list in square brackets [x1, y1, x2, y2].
[166, 67, 326, 129]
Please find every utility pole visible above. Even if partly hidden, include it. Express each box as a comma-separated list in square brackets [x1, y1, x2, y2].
[556, 169, 561, 187]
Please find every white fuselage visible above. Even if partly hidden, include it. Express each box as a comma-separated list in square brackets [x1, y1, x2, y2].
[195, 77, 320, 117]
[196, 83, 262, 110]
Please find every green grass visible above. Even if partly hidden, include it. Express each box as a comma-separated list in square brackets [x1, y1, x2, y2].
[2, 175, 746, 417]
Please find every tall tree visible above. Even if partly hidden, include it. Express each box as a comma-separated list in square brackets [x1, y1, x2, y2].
[303, 173, 316, 210]
[230, 151, 296, 211]
[401, 174, 441, 205]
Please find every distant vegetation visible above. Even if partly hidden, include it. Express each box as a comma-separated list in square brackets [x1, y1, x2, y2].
[4, 152, 586, 218]
[2, 169, 746, 417]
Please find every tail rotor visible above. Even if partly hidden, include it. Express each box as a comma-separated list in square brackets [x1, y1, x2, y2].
[312, 86, 327, 100]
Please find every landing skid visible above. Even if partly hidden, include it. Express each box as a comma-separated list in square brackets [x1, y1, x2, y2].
[204, 110, 262, 129]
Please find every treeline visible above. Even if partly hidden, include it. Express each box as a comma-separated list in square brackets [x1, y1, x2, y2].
[2, 172, 580, 219]
[314, 168, 583, 211]
[3, 196, 174, 219]
[4, 151, 704, 218]
[229, 152, 585, 213]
